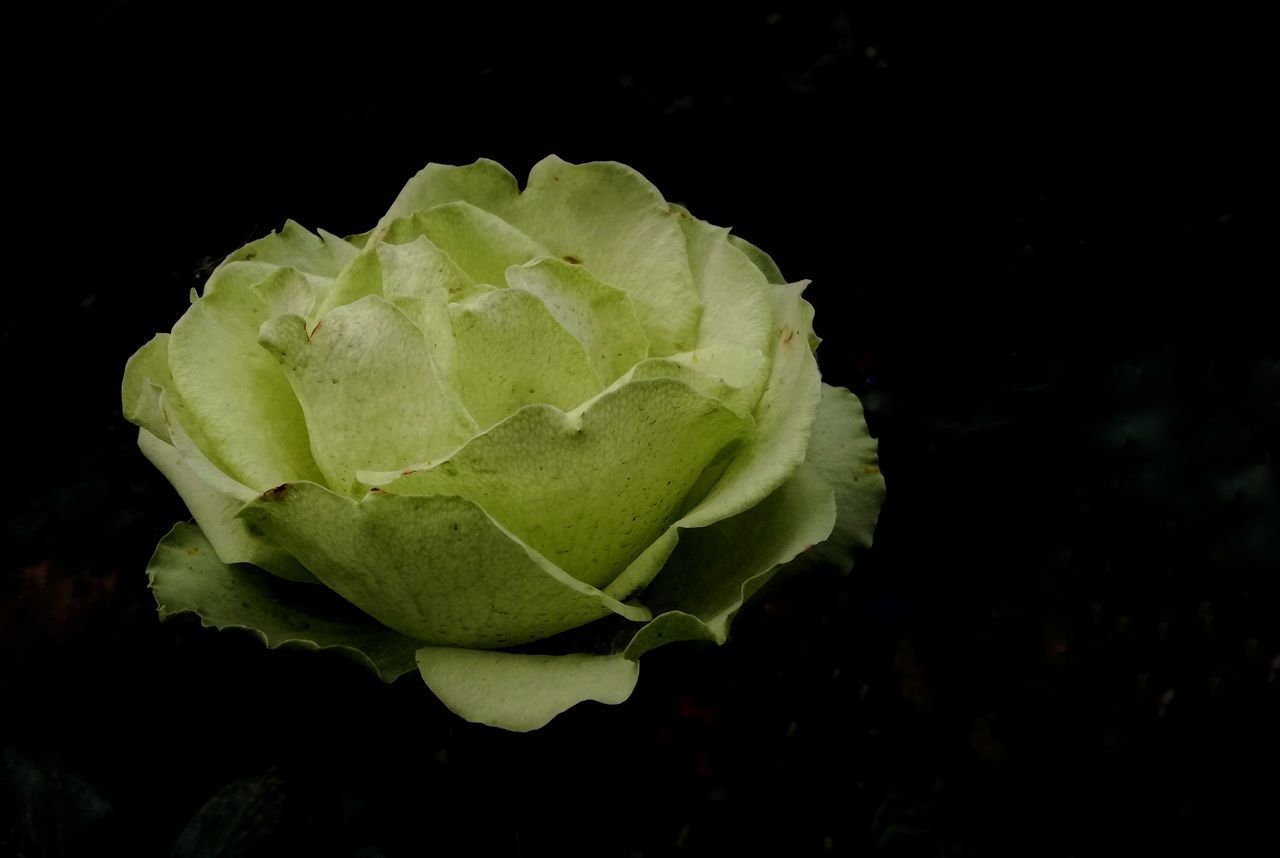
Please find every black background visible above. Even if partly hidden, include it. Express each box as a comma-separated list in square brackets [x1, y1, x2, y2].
[4, 5, 1275, 856]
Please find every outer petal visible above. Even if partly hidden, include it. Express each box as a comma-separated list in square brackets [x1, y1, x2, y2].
[415, 648, 638, 732]
[505, 157, 702, 356]
[168, 265, 323, 490]
[504, 257, 649, 386]
[148, 523, 418, 681]
[259, 296, 476, 494]
[220, 220, 349, 277]
[447, 287, 602, 428]
[122, 334, 178, 443]
[372, 379, 751, 590]
[623, 462, 836, 658]
[727, 233, 786, 285]
[238, 483, 650, 648]
[800, 384, 887, 572]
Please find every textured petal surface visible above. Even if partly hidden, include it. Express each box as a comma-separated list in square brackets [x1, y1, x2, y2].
[801, 384, 886, 572]
[624, 462, 836, 658]
[505, 157, 701, 355]
[504, 257, 649, 386]
[168, 269, 322, 490]
[259, 296, 476, 494]
[415, 648, 638, 731]
[238, 483, 649, 648]
[448, 288, 602, 428]
[148, 523, 418, 681]
[375, 379, 751, 590]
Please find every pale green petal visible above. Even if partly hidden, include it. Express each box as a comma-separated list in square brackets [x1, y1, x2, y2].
[801, 384, 886, 572]
[202, 260, 281, 298]
[122, 334, 176, 443]
[221, 220, 347, 277]
[448, 288, 601, 428]
[318, 228, 362, 270]
[676, 207, 774, 384]
[399, 203, 547, 287]
[624, 462, 836, 658]
[625, 345, 766, 418]
[676, 283, 823, 529]
[378, 158, 520, 230]
[168, 273, 323, 490]
[249, 267, 323, 318]
[315, 248, 382, 316]
[148, 522, 418, 681]
[727, 233, 786, 284]
[238, 483, 649, 647]
[505, 257, 649, 386]
[392, 292, 457, 387]
[375, 234, 474, 299]
[506, 156, 701, 355]
[376, 379, 751, 590]
[415, 648, 638, 731]
[259, 296, 476, 495]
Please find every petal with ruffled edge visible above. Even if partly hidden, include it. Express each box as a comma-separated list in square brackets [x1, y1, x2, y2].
[238, 483, 650, 648]
[415, 648, 638, 732]
[148, 522, 418, 681]
[368, 378, 751, 591]
[258, 296, 476, 495]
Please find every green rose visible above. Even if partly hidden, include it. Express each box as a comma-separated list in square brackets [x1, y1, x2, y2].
[123, 157, 885, 730]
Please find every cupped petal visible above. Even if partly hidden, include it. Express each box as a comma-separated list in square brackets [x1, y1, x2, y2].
[258, 296, 476, 495]
[371, 378, 752, 590]
[447, 287, 602, 428]
[392, 203, 547, 287]
[168, 267, 323, 490]
[377, 158, 520, 230]
[625, 345, 767, 419]
[415, 648, 638, 731]
[238, 483, 650, 648]
[122, 334, 177, 443]
[148, 523, 418, 681]
[505, 156, 701, 356]
[676, 283, 823, 529]
[799, 384, 886, 572]
[623, 462, 836, 658]
[504, 257, 649, 386]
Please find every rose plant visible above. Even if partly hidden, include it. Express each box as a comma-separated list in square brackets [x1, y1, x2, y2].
[123, 156, 885, 730]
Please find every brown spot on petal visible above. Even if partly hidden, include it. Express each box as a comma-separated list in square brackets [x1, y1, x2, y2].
[781, 326, 795, 344]
[563, 255, 582, 265]
[263, 484, 289, 499]
[863, 465, 880, 475]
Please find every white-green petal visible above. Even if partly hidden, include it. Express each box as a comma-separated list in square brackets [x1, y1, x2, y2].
[238, 483, 649, 648]
[220, 220, 348, 278]
[375, 379, 752, 590]
[625, 345, 767, 419]
[415, 648, 638, 731]
[801, 384, 886, 572]
[375, 234, 475, 300]
[168, 270, 323, 490]
[122, 334, 176, 443]
[148, 522, 418, 682]
[504, 257, 649, 386]
[677, 283, 823, 529]
[315, 248, 383, 316]
[448, 287, 601, 428]
[624, 462, 836, 658]
[377, 158, 520, 231]
[258, 296, 476, 495]
[504, 156, 702, 356]
[399, 202, 547, 287]
[727, 233, 786, 285]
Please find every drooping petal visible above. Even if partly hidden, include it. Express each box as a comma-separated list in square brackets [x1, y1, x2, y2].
[798, 384, 886, 572]
[238, 483, 650, 648]
[505, 157, 702, 355]
[258, 296, 476, 494]
[373, 378, 751, 590]
[623, 462, 836, 658]
[148, 522, 419, 681]
[505, 257, 649, 386]
[447, 288, 601, 428]
[168, 268, 323, 490]
[415, 647, 638, 731]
